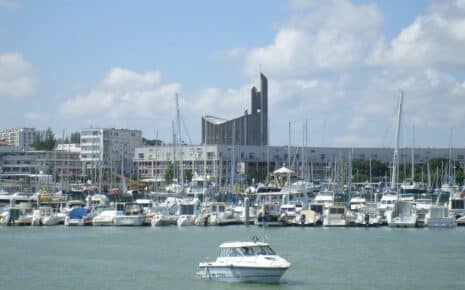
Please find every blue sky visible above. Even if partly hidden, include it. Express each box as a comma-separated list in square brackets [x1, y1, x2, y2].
[1, 0, 464, 148]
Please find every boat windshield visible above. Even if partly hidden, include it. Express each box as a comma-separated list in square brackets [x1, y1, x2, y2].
[220, 246, 276, 257]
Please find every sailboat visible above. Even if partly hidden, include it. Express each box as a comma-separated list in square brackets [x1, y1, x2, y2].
[387, 91, 417, 228]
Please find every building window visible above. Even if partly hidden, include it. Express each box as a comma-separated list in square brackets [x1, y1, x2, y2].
[138, 153, 144, 159]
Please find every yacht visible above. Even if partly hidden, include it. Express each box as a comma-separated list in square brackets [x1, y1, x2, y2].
[151, 212, 177, 226]
[256, 201, 281, 227]
[312, 192, 334, 209]
[65, 207, 90, 226]
[92, 209, 120, 226]
[323, 205, 347, 227]
[195, 202, 240, 226]
[448, 191, 465, 218]
[198, 239, 291, 283]
[389, 200, 417, 228]
[177, 199, 200, 227]
[349, 196, 366, 211]
[31, 206, 59, 226]
[426, 206, 456, 228]
[113, 203, 145, 226]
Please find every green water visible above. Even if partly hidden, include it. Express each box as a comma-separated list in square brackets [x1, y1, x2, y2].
[1, 226, 464, 290]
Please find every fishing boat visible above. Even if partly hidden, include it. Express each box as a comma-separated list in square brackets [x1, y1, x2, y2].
[198, 239, 291, 283]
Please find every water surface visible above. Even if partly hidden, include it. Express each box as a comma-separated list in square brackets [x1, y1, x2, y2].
[1, 226, 464, 290]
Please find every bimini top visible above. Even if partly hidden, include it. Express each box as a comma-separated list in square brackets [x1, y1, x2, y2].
[204, 115, 229, 125]
[219, 241, 270, 248]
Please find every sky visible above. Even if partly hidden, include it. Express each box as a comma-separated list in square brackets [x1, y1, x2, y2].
[1, 0, 465, 148]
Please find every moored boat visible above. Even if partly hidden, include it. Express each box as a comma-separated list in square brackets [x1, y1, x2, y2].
[198, 239, 291, 283]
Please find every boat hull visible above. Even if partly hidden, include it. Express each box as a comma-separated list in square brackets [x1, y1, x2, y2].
[113, 216, 144, 226]
[198, 265, 288, 283]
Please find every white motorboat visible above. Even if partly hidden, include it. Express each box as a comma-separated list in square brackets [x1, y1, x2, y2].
[426, 206, 456, 228]
[177, 199, 200, 227]
[323, 205, 347, 227]
[449, 192, 465, 218]
[195, 202, 240, 226]
[349, 196, 366, 211]
[256, 202, 281, 227]
[389, 200, 417, 228]
[92, 209, 120, 226]
[64, 207, 90, 226]
[113, 203, 145, 226]
[151, 213, 177, 226]
[31, 206, 59, 226]
[198, 240, 291, 283]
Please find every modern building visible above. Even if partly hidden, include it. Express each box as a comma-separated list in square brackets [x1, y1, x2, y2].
[134, 144, 465, 185]
[56, 143, 81, 153]
[0, 128, 38, 150]
[80, 128, 142, 176]
[202, 73, 268, 146]
[0, 149, 82, 181]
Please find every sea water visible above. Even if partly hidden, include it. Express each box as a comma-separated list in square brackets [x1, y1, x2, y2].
[1, 226, 464, 290]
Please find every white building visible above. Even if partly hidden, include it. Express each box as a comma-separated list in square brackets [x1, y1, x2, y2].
[0, 128, 38, 151]
[80, 128, 142, 176]
[56, 143, 81, 153]
[134, 144, 465, 186]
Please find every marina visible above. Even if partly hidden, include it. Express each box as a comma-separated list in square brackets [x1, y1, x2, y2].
[2, 0, 465, 288]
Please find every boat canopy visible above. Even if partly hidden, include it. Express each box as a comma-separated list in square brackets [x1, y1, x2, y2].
[68, 207, 90, 218]
[273, 167, 295, 175]
[219, 241, 269, 248]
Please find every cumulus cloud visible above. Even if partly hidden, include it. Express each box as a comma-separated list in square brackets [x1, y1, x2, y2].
[0, 53, 34, 99]
[244, 0, 382, 77]
[57, 68, 180, 125]
[368, 0, 465, 67]
[219, 0, 465, 146]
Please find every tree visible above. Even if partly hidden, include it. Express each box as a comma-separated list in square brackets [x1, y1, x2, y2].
[184, 169, 193, 182]
[70, 132, 81, 143]
[32, 128, 57, 151]
[164, 163, 174, 182]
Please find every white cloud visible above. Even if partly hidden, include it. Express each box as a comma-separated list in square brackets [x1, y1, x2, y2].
[0, 53, 34, 99]
[244, 0, 382, 77]
[368, 0, 465, 67]
[57, 68, 180, 125]
[102, 67, 161, 89]
[224, 0, 465, 146]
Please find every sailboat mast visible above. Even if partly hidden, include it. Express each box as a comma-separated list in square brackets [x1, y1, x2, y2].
[411, 125, 415, 181]
[176, 94, 184, 188]
[391, 91, 403, 191]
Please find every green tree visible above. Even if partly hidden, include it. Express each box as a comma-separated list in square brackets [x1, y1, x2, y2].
[184, 169, 193, 182]
[32, 128, 57, 150]
[164, 163, 174, 182]
[70, 132, 81, 143]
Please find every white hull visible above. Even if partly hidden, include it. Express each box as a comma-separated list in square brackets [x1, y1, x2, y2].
[426, 217, 456, 228]
[151, 215, 176, 226]
[323, 216, 347, 227]
[113, 215, 144, 226]
[177, 215, 196, 227]
[389, 215, 417, 228]
[92, 218, 114, 226]
[65, 217, 85, 226]
[198, 266, 287, 283]
[41, 216, 59, 226]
